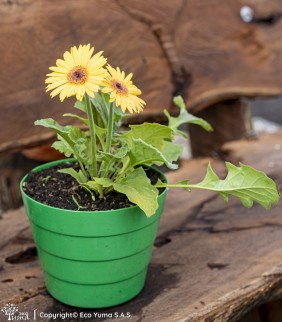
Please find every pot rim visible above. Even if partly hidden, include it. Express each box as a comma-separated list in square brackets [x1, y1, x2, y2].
[20, 158, 168, 214]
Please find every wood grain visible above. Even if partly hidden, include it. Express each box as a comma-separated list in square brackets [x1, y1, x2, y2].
[189, 99, 248, 157]
[1, 0, 282, 153]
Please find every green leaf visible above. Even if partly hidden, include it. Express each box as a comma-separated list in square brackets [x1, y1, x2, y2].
[192, 162, 280, 209]
[164, 96, 213, 135]
[35, 118, 87, 161]
[122, 123, 174, 150]
[35, 118, 86, 146]
[58, 168, 88, 184]
[52, 138, 73, 157]
[35, 118, 71, 134]
[112, 99, 128, 133]
[121, 123, 182, 166]
[161, 141, 183, 163]
[83, 181, 104, 198]
[35, 118, 77, 158]
[113, 102, 128, 127]
[94, 125, 107, 150]
[98, 144, 129, 162]
[92, 177, 113, 187]
[83, 177, 114, 198]
[113, 167, 159, 217]
[63, 113, 89, 125]
[95, 125, 107, 139]
[128, 138, 178, 170]
[68, 126, 86, 142]
[90, 94, 109, 128]
[74, 100, 86, 113]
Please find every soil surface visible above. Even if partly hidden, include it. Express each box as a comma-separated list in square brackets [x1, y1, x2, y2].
[23, 162, 165, 211]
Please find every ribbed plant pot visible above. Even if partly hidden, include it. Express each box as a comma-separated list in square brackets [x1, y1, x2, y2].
[20, 159, 167, 308]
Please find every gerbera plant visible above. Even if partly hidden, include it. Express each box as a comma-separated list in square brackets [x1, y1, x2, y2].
[36, 44, 279, 217]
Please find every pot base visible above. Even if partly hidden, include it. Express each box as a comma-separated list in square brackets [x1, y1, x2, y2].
[44, 269, 147, 308]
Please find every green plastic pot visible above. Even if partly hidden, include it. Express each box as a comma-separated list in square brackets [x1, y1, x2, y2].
[20, 159, 167, 308]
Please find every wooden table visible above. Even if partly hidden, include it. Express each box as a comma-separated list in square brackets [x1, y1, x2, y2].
[1, 130, 282, 322]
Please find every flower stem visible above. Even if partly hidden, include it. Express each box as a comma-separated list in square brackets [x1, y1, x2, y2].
[100, 102, 114, 177]
[85, 94, 97, 178]
[105, 102, 114, 153]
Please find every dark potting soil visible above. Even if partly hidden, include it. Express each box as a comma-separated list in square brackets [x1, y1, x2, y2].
[23, 162, 165, 211]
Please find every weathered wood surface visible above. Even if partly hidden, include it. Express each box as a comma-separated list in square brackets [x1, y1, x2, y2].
[0, 153, 41, 212]
[0, 130, 282, 322]
[189, 99, 249, 157]
[1, 0, 282, 154]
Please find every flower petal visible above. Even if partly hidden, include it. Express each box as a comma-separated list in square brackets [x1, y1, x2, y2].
[45, 44, 107, 101]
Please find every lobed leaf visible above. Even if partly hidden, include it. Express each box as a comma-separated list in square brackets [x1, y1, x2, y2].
[193, 162, 280, 209]
[35, 118, 89, 175]
[52, 138, 73, 157]
[164, 96, 213, 136]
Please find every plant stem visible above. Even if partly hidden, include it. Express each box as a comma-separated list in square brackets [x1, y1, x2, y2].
[120, 158, 130, 174]
[154, 183, 258, 192]
[100, 102, 114, 177]
[78, 160, 88, 179]
[85, 94, 97, 178]
[91, 98, 99, 126]
[105, 102, 114, 153]
[72, 194, 86, 210]
[113, 158, 131, 183]
[155, 183, 190, 189]
[57, 132, 88, 178]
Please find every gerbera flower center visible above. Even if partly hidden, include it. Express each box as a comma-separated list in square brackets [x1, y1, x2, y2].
[67, 66, 88, 84]
[111, 80, 128, 95]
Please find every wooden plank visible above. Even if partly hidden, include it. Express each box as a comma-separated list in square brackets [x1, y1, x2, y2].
[0, 208, 45, 307]
[0, 130, 282, 321]
[115, 0, 282, 114]
[0, 208, 29, 251]
[2, 0, 282, 153]
[176, 0, 282, 114]
[189, 99, 248, 157]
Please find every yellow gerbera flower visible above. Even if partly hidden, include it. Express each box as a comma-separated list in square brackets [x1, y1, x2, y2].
[102, 65, 145, 113]
[45, 44, 107, 101]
